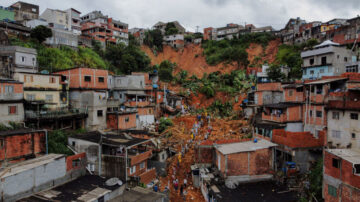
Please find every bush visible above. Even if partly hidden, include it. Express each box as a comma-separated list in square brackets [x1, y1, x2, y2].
[144, 29, 163, 51]
[157, 60, 176, 82]
[158, 117, 173, 133]
[30, 25, 52, 43]
[207, 100, 233, 117]
[47, 130, 73, 156]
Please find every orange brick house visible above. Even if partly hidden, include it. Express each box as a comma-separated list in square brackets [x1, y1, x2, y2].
[107, 110, 137, 130]
[214, 139, 277, 178]
[0, 129, 46, 167]
[323, 149, 360, 202]
[54, 67, 109, 130]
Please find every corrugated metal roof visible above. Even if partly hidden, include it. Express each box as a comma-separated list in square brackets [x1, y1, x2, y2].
[305, 78, 347, 85]
[216, 139, 277, 155]
[326, 149, 360, 164]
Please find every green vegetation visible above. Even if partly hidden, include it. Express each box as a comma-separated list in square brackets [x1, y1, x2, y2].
[275, 44, 303, 80]
[158, 117, 173, 133]
[30, 25, 52, 43]
[165, 22, 179, 35]
[144, 29, 163, 52]
[151, 60, 177, 82]
[202, 33, 275, 67]
[103, 43, 151, 74]
[0, 122, 23, 131]
[266, 64, 286, 82]
[48, 130, 74, 155]
[207, 100, 233, 117]
[300, 158, 324, 202]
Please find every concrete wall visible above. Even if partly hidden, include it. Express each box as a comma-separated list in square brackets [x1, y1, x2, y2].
[327, 109, 360, 150]
[40, 9, 68, 28]
[68, 137, 99, 173]
[46, 28, 78, 48]
[0, 102, 24, 123]
[285, 122, 304, 132]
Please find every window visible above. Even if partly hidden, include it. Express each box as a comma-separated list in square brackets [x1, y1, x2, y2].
[49, 77, 56, 83]
[328, 185, 337, 197]
[352, 133, 356, 139]
[310, 70, 314, 75]
[72, 159, 81, 168]
[0, 139, 4, 148]
[72, 141, 76, 147]
[98, 77, 104, 83]
[309, 58, 314, 65]
[354, 164, 360, 174]
[332, 130, 341, 138]
[316, 86, 323, 94]
[8, 106, 17, 115]
[162, 153, 165, 160]
[125, 117, 129, 122]
[140, 162, 145, 169]
[320, 69, 325, 73]
[309, 110, 313, 117]
[332, 158, 340, 168]
[303, 69, 307, 75]
[346, 65, 359, 73]
[130, 165, 136, 174]
[332, 112, 339, 120]
[350, 113, 358, 120]
[321, 56, 327, 65]
[26, 94, 35, 101]
[97, 110, 103, 117]
[21, 56, 25, 62]
[45, 95, 53, 102]
[289, 90, 293, 96]
[5, 85, 14, 94]
[344, 57, 348, 62]
[316, 111, 322, 118]
[84, 76, 91, 82]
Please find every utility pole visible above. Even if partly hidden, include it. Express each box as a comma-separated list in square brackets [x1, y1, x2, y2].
[196, 26, 199, 33]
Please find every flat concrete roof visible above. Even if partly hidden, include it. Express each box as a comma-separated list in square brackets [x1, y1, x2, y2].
[326, 149, 360, 164]
[109, 186, 166, 202]
[216, 139, 277, 155]
[0, 154, 64, 178]
[305, 78, 347, 85]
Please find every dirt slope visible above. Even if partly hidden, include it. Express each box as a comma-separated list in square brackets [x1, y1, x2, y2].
[141, 39, 281, 78]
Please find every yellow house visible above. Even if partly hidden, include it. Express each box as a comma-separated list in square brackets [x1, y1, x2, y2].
[321, 24, 336, 32]
[14, 72, 68, 109]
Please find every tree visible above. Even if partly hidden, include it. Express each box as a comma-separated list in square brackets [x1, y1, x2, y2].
[230, 47, 249, 69]
[30, 25, 52, 43]
[144, 29, 163, 51]
[165, 22, 179, 35]
[158, 60, 175, 82]
[158, 117, 173, 133]
[48, 130, 73, 155]
[266, 64, 286, 82]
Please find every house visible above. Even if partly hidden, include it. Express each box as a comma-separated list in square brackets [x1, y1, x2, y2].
[54, 67, 109, 130]
[163, 34, 184, 48]
[0, 20, 31, 37]
[152, 21, 186, 35]
[25, 18, 48, 29]
[323, 149, 360, 202]
[0, 6, 15, 21]
[65, 8, 82, 35]
[81, 11, 129, 48]
[204, 24, 244, 41]
[203, 27, 213, 40]
[251, 26, 275, 33]
[0, 78, 24, 124]
[0, 153, 87, 201]
[68, 131, 157, 185]
[301, 40, 355, 80]
[129, 28, 147, 45]
[280, 17, 306, 45]
[107, 108, 137, 130]
[0, 129, 47, 168]
[9, 1, 39, 24]
[214, 139, 277, 178]
[0, 46, 37, 78]
[45, 28, 79, 48]
[40, 9, 68, 30]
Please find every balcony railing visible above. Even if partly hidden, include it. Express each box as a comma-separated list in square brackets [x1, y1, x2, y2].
[262, 113, 287, 123]
[25, 108, 88, 119]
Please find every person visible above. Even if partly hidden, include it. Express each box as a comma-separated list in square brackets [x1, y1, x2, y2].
[183, 189, 187, 201]
[174, 179, 179, 191]
[197, 114, 201, 122]
[180, 184, 184, 196]
[183, 178, 187, 187]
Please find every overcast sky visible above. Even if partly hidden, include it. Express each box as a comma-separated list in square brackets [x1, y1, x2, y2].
[3, 0, 360, 32]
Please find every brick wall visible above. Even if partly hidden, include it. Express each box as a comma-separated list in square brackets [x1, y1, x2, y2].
[66, 152, 86, 171]
[55, 68, 108, 89]
[0, 131, 46, 163]
[257, 82, 282, 91]
[272, 129, 325, 148]
[324, 151, 341, 179]
[302, 105, 327, 127]
[195, 146, 213, 164]
[106, 113, 137, 130]
[139, 167, 156, 184]
[284, 88, 304, 102]
[130, 150, 152, 166]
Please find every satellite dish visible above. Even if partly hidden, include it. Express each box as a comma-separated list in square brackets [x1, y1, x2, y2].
[105, 177, 120, 186]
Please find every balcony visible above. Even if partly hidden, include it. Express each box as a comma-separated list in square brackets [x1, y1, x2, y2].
[125, 100, 152, 107]
[25, 108, 88, 120]
[0, 93, 23, 101]
[262, 113, 287, 123]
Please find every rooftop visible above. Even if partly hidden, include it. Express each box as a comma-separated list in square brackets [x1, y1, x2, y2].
[0, 128, 45, 137]
[215, 139, 277, 155]
[326, 149, 360, 164]
[19, 175, 122, 202]
[305, 77, 347, 85]
[0, 154, 64, 178]
[314, 40, 340, 48]
[70, 131, 151, 148]
[109, 186, 166, 202]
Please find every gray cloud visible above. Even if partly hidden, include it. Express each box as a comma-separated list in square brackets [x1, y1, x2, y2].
[2, 0, 359, 31]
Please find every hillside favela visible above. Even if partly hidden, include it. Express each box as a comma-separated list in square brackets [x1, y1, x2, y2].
[0, 0, 359, 201]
